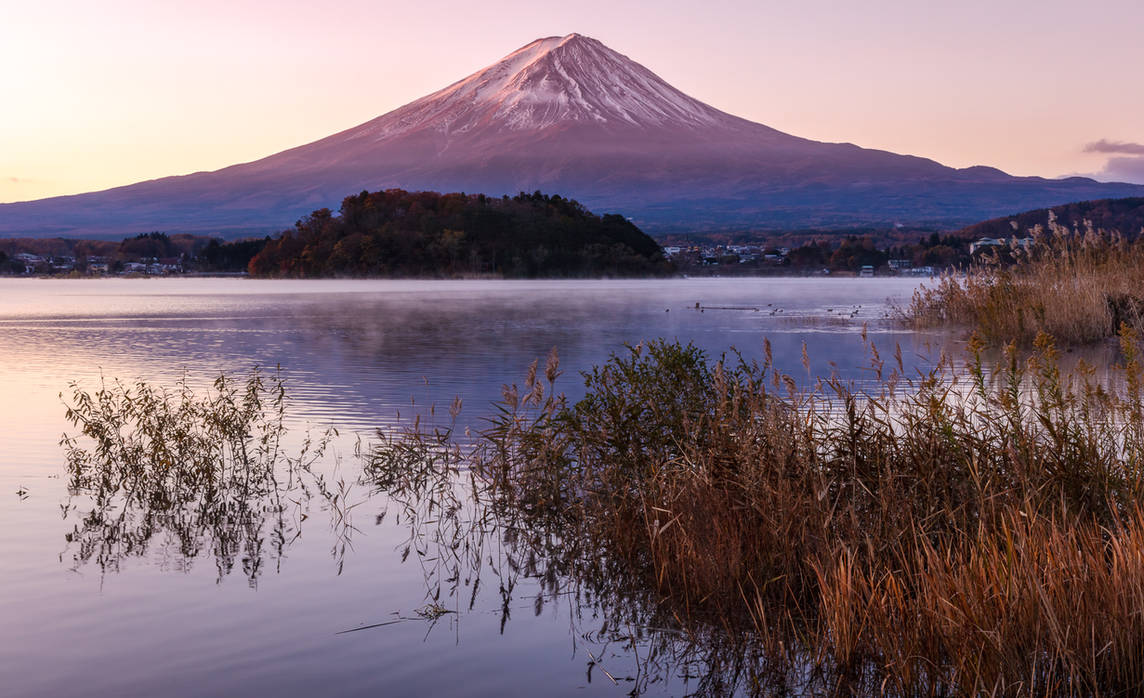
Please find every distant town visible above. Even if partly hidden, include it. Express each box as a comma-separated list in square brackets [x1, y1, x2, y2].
[5, 252, 184, 276]
[0, 232, 263, 277]
[660, 233, 1029, 277]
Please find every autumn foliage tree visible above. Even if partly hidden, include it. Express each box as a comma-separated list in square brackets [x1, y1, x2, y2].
[248, 189, 670, 278]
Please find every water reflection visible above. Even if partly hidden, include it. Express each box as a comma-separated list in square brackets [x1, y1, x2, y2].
[58, 370, 341, 585]
[46, 358, 848, 694]
[350, 330, 1144, 696]
[354, 363, 794, 696]
[0, 278, 941, 437]
[2, 278, 963, 697]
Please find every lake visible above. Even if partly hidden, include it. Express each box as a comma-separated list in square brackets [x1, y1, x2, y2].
[0, 277, 941, 697]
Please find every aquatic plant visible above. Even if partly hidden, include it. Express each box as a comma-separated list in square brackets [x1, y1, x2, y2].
[59, 369, 339, 585]
[367, 331, 1144, 695]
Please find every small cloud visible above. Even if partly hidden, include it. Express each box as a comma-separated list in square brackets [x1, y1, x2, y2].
[1084, 139, 1144, 156]
[7, 177, 22, 183]
[1083, 139, 1144, 185]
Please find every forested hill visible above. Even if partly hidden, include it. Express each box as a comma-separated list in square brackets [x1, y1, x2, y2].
[959, 197, 1144, 239]
[247, 190, 670, 278]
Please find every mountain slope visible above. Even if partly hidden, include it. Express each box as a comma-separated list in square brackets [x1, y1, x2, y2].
[3, 33, 1142, 238]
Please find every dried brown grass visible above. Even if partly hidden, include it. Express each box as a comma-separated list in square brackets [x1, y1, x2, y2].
[370, 328, 1144, 695]
[908, 217, 1144, 346]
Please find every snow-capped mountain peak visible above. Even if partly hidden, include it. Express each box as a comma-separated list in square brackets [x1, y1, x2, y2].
[357, 33, 730, 141]
[4, 32, 1142, 239]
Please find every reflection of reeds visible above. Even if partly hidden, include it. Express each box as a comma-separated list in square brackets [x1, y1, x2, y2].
[907, 218, 1144, 346]
[59, 369, 340, 584]
[369, 331, 1144, 694]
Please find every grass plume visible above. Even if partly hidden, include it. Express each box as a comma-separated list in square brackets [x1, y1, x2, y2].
[370, 331, 1144, 694]
[907, 215, 1144, 346]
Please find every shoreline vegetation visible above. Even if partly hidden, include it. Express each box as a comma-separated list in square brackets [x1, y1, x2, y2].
[11, 193, 1142, 280]
[59, 370, 356, 583]
[61, 328, 1144, 693]
[908, 216, 1144, 346]
[372, 333, 1144, 694]
[45, 197, 1144, 693]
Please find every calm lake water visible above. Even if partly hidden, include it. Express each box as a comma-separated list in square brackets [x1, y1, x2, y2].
[0, 277, 943, 697]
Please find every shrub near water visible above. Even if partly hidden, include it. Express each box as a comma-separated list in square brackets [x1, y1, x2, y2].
[375, 334, 1144, 694]
[908, 216, 1144, 346]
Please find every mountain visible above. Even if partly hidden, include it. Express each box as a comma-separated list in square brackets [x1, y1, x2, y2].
[959, 197, 1144, 240]
[3, 33, 1143, 238]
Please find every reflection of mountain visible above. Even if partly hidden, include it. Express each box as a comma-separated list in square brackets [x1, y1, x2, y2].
[3, 34, 1143, 238]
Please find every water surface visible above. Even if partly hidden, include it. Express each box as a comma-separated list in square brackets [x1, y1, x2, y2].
[0, 277, 939, 697]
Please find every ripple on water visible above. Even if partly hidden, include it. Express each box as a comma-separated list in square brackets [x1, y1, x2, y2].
[0, 277, 951, 697]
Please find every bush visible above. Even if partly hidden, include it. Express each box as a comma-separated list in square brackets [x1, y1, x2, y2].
[369, 333, 1144, 693]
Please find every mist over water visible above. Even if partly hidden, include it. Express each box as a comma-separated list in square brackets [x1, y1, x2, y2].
[0, 277, 940, 697]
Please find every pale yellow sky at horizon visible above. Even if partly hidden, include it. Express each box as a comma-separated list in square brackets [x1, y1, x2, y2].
[3, 0, 1142, 203]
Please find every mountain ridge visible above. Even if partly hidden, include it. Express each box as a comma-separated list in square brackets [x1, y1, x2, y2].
[959, 197, 1144, 240]
[3, 33, 1142, 238]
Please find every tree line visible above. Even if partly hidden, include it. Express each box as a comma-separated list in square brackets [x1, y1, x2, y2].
[961, 197, 1144, 240]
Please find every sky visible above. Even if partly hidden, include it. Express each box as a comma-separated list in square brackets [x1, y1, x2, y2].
[3, 0, 1143, 203]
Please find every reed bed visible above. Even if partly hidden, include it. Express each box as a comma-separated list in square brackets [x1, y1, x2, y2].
[907, 217, 1144, 346]
[369, 331, 1144, 695]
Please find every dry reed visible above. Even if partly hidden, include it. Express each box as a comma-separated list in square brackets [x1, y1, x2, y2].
[370, 330, 1144, 695]
[907, 215, 1144, 346]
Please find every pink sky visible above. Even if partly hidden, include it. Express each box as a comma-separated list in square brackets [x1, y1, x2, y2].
[3, 0, 1142, 203]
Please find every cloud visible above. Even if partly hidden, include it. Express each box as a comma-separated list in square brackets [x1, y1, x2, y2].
[1083, 139, 1144, 184]
[1084, 139, 1144, 156]
[1100, 156, 1144, 183]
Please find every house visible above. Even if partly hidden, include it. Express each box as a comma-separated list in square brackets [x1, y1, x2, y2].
[970, 236, 1036, 255]
[14, 253, 43, 274]
[47, 255, 76, 272]
[969, 238, 1005, 255]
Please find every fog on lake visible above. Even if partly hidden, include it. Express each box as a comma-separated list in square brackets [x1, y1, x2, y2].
[0, 277, 944, 697]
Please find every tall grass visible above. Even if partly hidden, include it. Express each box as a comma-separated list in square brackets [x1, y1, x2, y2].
[908, 217, 1144, 346]
[369, 332, 1144, 694]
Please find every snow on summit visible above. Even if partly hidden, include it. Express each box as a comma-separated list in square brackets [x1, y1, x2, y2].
[4, 32, 1143, 239]
[360, 33, 729, 140]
